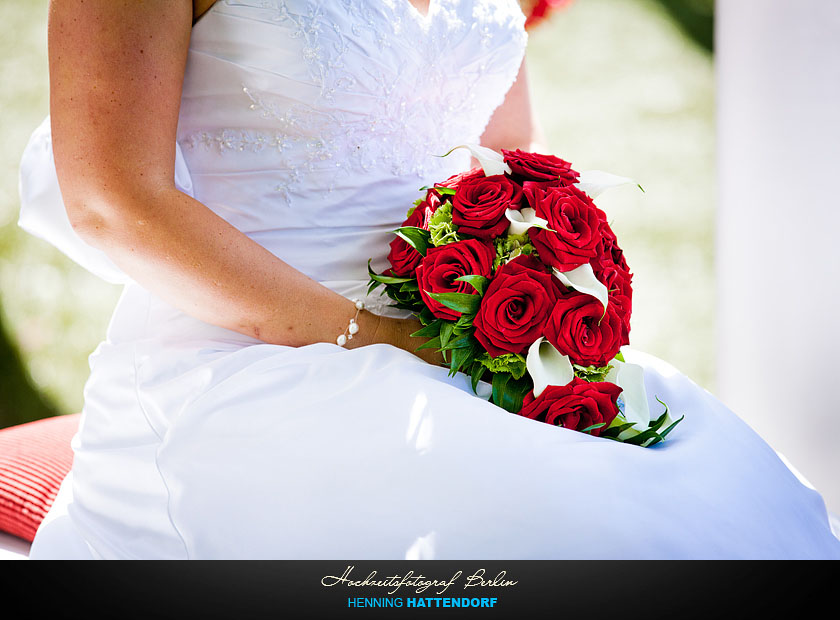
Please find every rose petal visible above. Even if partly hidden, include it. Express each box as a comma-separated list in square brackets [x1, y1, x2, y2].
[442, 144, 512, 176]
[552, 263, 609, 312]
[526, 337, 575, 398]
[504, 207, 551, 235]
[574, 170, 642, 199]
[605, 358, 651, 431]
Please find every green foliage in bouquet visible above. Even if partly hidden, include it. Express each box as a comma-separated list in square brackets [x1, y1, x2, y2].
[601, 397, 684, 448]
[572, 363, 613, 383]
[493, 232, 537, 270]
[427, 203, 460, 246]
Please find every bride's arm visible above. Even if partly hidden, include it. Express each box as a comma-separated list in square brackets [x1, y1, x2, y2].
[47, 0, 435, 362]
[480, 59, 549, 154]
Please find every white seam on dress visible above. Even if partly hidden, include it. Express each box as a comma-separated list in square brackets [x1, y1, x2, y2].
[131, 289, 191, 560]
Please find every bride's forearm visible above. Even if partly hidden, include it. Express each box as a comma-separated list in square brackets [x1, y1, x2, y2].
[47, 1, 398, 353]
[68, 186, 390, 350]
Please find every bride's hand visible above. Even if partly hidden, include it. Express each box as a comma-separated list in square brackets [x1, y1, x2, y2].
[354, 314, 446, 367]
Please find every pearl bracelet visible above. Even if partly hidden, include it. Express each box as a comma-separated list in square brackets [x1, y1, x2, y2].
[336, 298, 365, 347]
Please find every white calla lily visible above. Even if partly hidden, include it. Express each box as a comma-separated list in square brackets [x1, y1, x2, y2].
[442, 143, 511, 177]
[504, 207, 552, 236]
[552, 263, 609, 312]
[575, 170, 642, 199]
[526, 337, 574, 398]
[605, 358, 651, 434]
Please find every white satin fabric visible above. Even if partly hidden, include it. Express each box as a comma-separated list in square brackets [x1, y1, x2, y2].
[23, 0, 840, 559]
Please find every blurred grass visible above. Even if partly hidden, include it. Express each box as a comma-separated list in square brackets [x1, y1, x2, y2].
[0, 0, 714, 423]
[0, 0, 122, 421]
[527, 0, 715, 391]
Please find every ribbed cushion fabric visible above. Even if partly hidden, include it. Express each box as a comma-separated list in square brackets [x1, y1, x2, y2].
[0, 414, 79, 542]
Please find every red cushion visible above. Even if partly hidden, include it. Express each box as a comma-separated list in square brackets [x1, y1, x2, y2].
[0, 414, 79, 542]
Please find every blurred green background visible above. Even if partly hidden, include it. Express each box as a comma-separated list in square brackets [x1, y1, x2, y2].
[0, 0, 714, 428]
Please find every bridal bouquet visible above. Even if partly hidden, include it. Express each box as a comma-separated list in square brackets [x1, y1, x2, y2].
[368, 145, 682, 447]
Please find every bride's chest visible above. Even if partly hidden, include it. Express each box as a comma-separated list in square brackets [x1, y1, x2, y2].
[190, 0, 527, 102]
[179, 0, 527, 182]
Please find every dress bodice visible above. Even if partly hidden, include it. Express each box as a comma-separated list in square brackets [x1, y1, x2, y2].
[176, 0, 527, 289]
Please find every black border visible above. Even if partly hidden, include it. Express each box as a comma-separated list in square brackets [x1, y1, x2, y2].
[12, 559, 834, 619]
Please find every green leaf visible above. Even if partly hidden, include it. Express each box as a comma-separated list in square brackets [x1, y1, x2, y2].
[415, 336, 442, 352]
[491, 372, 511, 407]
[470, 361, 486, 394]
[439, 321, 454, 349]
[435, 186, 457, 196]
[418, 185, 456, 197]
[620, 409, 670, 447]
[441, 333, 474, 350]
[622, 426, 662, 447]
[600, 396, 684, 447]
[367, 279, 382, 295]
[580, 422, 607, 434]
[383, 282, 422, 306]
[653, 397, 683, 440]
[367, 259, 413, 284]
[369, 273, 414, 285]
[394, 226, 432, 256]
[659, 415, 685, 440]
[399, 280, 420, 293]
[449, 345, 475, 377]
[454, 274, 489, 295]
[427, 291, 481, 315]
[491, 373, 531, 414]
[601, 421, 638, 438]
[410, 320, 443, 339]
[453, 313, 474, 330]
[419, 306, 436, 326]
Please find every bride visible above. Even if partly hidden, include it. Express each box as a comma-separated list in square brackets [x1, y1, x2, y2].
[22, 0, 840, 559]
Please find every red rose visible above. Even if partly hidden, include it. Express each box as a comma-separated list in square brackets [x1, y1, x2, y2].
[386, 196, 439, 277]
[436, 166, 485, 189]
[518, 377, 622, 436]
[452, 174, 523, 239]
[416, 238, 496, 320]
[525, 184, 603, 272]
[593, 214, 629, 273]
[544, 291, 624, 367]
[593, 261, 632, 346]
[473, 254, 565, 357]
[501, 149, 579, 184]
[591, 221, 633, 343]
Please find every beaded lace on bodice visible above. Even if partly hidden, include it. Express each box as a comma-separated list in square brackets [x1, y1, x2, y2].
[176, 0, 527, 298]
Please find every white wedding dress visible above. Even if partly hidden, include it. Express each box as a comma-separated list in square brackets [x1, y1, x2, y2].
[20, 0, 840, 559]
